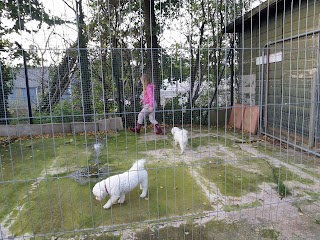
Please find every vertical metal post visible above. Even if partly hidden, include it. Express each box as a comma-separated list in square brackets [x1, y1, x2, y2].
[111, 48, 122, 113]
[263, 48, 270, 131]
[230, 45, 234, 106]
[309, 72, 317, 147]
[309, 33, 320, 148]
[15, 42, 33, 124]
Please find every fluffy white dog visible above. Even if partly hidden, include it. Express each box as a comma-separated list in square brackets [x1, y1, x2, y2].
[171, 127, 189, 154]
[92, 159, 148, 209]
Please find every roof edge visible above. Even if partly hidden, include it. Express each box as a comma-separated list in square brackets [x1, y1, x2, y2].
[224, 0, 284, 33]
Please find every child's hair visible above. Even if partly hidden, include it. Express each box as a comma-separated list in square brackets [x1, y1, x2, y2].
[141, 73, 151, 91]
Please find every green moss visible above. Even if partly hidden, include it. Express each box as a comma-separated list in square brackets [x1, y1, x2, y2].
[252, 141, 320, 179]
[0, 182, 30, 220]
[200, 157, 313, 198]
[136, 219, 274, 239]
[261, 228, 280, 239]
[241, 158, 313, 188]
[201, 163, 265, 197]
[9, 165, 211, 236]
[1, 127, 318, 238]
[190, 136, 211, 149]
[104, 131, 168, 162]
[224, 200, 261, 212]
[86, 234, 121, 240]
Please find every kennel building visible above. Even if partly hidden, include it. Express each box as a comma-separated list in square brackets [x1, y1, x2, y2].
[225, 0, 320, 153]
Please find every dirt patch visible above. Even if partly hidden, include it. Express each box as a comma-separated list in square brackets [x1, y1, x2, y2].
[240, 144, 320, 190]
[138, 133, 169, 142]
[140, 130, 320, 239]
[145, 144, 229, 165]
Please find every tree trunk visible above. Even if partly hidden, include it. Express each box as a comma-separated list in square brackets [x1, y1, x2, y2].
[76, 0, 92, 122]
[143, 0, 161, 110]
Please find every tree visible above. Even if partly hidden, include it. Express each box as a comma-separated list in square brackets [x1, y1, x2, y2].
[76, 0, 92, 121]
[88, 0, 145, 114]
[168, 0, 248, 116]
[0, 0, 64, 124]
[0, 58, 12, 124]
[85, 0, 249, 123]
[143, 0, 161, 106]
[40, 42, 78, 112]
[39, 0, 93, 122]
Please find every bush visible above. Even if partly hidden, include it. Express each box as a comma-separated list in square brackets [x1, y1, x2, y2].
[33, 100, 84, 124]
[162, 96, 208, 126]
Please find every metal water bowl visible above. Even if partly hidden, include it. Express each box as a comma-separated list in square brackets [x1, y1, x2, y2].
[93, 142, 103, 156]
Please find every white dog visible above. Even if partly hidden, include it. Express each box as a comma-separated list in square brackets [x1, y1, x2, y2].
[171, 127, 189, 154]
[92, 159, 148, 209]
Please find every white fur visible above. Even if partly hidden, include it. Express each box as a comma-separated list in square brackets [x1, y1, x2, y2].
[171, 127, 189, 154]
[92, 159, 148, 209]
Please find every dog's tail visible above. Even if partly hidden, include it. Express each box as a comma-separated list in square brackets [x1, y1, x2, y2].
[130, 159, 146, 170]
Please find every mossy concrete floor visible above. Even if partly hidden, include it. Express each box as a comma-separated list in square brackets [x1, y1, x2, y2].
[1, 127, 320, 239]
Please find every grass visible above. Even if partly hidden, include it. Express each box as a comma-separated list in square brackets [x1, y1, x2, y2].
[272, 167, 291, 198]
[224, 200, 261, 212]
[9, 166, 211, 236]
[135, 219, 279, 239]
[261, 228, 280, 239]
[190, 135, 236, 150]
[200, 157, 313, 197]
[253, 141, 320, 178]
[1, 127, 318, 238]
[304, 190, 320, 199]
[201, 163, 263, 197]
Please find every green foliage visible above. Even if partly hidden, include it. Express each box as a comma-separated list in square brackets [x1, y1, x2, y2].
[52, 100, 84, 123]
[163, 96, 186, 125]
[0, 61, 13, 124]
[0, 0, 65, 124]
[33, 100, 84, 124]
[0, 0, 65, 35]
[272, 167, 291, 198]
[85, 0, 251, 114]
[123, 99, 141, 128]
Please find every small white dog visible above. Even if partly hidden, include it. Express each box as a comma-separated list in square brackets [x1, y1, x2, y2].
[171, 127, 189, 154]
[92, 159, 148, 209]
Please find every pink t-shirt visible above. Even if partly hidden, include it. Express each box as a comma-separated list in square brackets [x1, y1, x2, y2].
[142, 83, 156, 107]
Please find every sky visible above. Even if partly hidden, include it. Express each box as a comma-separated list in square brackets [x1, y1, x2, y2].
[3, 0, 80, 65]
[5, 0, 265, 66]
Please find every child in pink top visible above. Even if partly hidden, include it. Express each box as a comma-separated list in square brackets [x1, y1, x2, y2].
[130, 73, 163, 135]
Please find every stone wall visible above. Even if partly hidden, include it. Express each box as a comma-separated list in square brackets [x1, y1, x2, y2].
[0, 117, 124, 137]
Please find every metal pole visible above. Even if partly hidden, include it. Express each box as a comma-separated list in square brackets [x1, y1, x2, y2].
[230, 40, 235, 106]
[15, 42, 33, 124]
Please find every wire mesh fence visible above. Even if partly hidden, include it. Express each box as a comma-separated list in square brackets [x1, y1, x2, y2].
[1, 0, 320, 239]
